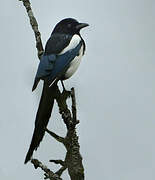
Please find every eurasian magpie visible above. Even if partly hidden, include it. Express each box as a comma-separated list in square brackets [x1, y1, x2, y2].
[24, 18, 88, 164]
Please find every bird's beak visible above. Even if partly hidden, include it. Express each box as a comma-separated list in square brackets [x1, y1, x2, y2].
[76, 23, 89, 30]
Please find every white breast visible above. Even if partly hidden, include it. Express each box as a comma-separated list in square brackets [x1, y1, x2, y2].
[64, 45, 84, 79]
[59, 34, 81, 55]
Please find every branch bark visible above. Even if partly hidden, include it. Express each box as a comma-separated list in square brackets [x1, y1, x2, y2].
[31, 159, 62, 180]
[19, 0, 44, 59]
[19, 1, 85, 179]
[50, 87, 85, 180]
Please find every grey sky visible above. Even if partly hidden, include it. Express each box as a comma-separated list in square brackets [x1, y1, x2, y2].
[0, 0, 155, 179]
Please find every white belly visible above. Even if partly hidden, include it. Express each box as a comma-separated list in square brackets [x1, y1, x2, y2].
[64, 45, 84, 79]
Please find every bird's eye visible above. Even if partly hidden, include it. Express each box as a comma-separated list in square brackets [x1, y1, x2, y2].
[67, 24, 71, 28]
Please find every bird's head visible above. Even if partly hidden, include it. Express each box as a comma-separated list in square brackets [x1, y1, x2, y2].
[52, 18, 89, 35]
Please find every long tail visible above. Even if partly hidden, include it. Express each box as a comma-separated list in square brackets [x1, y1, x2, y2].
[24, 83, 56, 164]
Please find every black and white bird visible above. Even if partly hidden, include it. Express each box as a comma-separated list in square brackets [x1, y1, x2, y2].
[24, 18, 89, 164]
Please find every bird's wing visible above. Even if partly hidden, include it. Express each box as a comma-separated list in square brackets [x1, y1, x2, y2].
[32, 54, 56, 91]
[32, 33, 72, 91]
[32, 40, 82, 90]
[47, 41, 82, 86]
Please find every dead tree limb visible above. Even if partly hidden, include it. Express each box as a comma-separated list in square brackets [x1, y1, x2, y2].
[19, 0, 44, 59]
[47, 87, 84, 180]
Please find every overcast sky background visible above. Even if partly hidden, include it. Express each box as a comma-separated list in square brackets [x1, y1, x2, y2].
[0, 0, 155, 179]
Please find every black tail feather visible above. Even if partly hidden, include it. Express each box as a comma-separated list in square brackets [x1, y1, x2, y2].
[32, 78, 40, 92]
[24, 83, 55, 164]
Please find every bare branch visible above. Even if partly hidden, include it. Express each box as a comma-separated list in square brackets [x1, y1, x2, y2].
[55, 166, 67, 176]
[49, 160, 65, 166]
[46, 128, 65, 143]
[19, 0, 44, 59]
[31, 159, 62, 180]
[54, 86, 85, 180]
[54, 86, 73, 129]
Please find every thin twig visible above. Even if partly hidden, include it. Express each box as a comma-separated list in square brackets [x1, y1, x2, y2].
[50, 160, 67, 176]
[49, 160, 65, 166]
[31, 159, 62, 180]
[46, 128, 65, 143]
[55, 166, 67, 176]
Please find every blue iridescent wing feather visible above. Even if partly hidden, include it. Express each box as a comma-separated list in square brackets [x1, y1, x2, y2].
[32, 41, 82, 90]
[47, 42, 82, 86]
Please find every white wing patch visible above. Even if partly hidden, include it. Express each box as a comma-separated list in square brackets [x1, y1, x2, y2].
[59, 34, 81, 55]
[64, 45, 84, 79]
